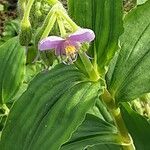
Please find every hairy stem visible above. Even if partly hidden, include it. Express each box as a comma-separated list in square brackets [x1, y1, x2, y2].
[41, 13, 57, 39]
[57, 16, 66, 37]
[23, 0, 35, 20]
[46, 0, 58, 5]
[101, 90, 135, 150]
[59, 10, 79, 31]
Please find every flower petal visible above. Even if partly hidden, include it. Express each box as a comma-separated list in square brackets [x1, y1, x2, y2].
[38, 36, 65, 51]
[55, 45, 65, 55]
[68, 28, 95, 43]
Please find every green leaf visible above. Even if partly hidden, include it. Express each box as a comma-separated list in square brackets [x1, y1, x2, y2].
[88, 98, 113, 124]
[0, 64, 103, 150]
[107, 1, 150, 102]
[121, 103, 150, 150]
[0, 37, 25, 104]
[68, 0, 123, 73]
[61, 114, 119, 150]
[87, 144, 122, 150]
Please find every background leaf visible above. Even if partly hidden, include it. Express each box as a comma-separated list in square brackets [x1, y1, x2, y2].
[68, 0, 123, 73]
[0, 64, 103, 150]
[107, 1, 150, 102]
[87, 144, 122, 150]
[121, 103, 150, 150]
[61, 114, 119, 150]
[0, 37, 25, 104]
[88, 98, 113, 123]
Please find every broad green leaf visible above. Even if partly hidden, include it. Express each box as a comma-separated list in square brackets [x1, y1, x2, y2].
[107, 1, 150, 102]
[94, 98, 113, 123]
[12, 63, 44, 102]
[121, 103, 150, 150]
[88, 98, 113, 123]
[0, 37, 25, 104]
[87, 144, 122, 150]
[68, 0, 123, 73]
[0, 64, 103, 150]
[61, 114, 119, 150]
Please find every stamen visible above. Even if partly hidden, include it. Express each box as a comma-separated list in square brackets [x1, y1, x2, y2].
[65, 45, 76, 55]
[62, 45, 78, 65]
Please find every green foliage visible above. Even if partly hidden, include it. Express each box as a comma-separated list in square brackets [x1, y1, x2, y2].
[107, 0, 150, 102]
[0, 64, 103, 150]
[61, 114, 119, 150]
[0, 20, 19, 46]
[2, 20, 19, 37]
[0, 0, 150, 150]
[121, 103, 150, 150]
[68, 0, 123, 73]
[87, 144, 122, 150]
[0, 37, 25, 104]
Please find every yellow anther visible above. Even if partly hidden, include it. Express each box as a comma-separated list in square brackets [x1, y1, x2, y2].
[65, 45, 76, 55]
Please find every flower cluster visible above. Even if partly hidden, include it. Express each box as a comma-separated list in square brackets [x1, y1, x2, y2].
[18, 0, 95, 65]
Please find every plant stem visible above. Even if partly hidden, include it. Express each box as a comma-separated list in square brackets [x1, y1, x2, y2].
[41, 13, 57, 39]
[59, 10, 79, 31]
[18, 0, 27, 15]
[46, 0, 58, 5]
[78, 51, 99, 81]
[23, 0, 35, 20]
[101, 90, 135, 150]
[57, 16, 66, 37]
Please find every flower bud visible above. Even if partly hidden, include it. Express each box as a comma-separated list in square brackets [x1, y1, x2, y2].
[19, 19, 32, 46]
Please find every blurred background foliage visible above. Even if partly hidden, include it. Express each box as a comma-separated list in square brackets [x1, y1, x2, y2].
[0, 0, 136, 38]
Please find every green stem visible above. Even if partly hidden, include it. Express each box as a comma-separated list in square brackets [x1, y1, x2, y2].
[18, 0, 27, 15]
[36, 3, 58, 38]
[23, 0, 35, 20]
[46, 0, 58, 5]
[58, 10, 79, 31]
[101, 90, 135, 150]
[78, 51, 99, 81]
[57, 16, 66, 37]
[41, 13, 57, 39]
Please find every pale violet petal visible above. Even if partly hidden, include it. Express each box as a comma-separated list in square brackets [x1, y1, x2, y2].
[38, 36, 65, 51]
[68, 28, 95, 43]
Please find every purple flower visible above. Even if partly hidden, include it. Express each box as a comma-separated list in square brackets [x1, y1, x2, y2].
[38, 28, 95, 64]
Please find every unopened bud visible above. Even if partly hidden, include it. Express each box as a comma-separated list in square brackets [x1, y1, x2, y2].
[19, 19, 32, 46]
